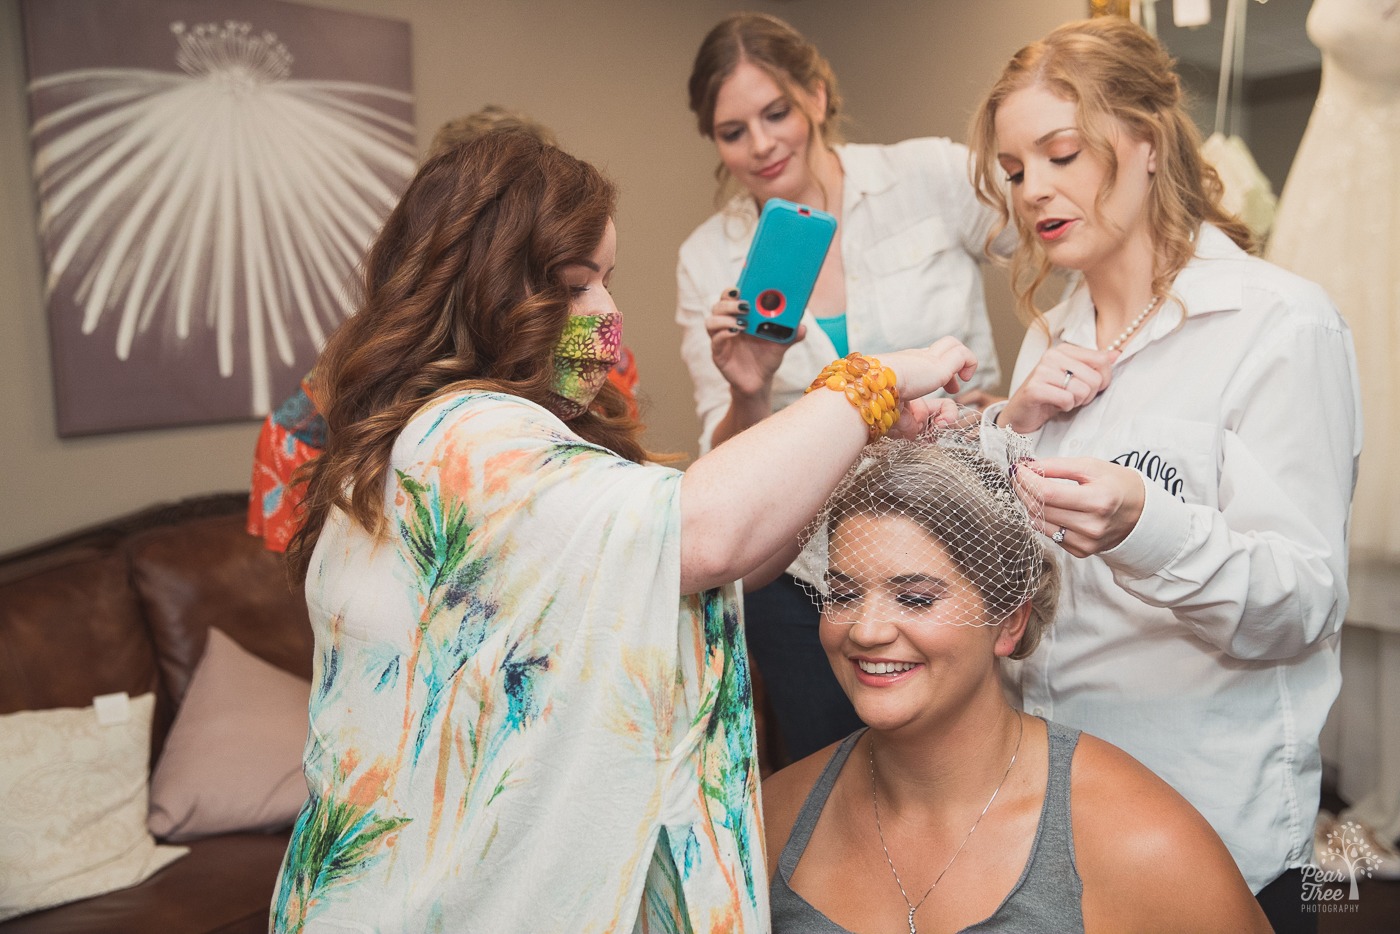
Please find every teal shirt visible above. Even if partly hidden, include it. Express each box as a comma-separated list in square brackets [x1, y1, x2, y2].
[814, 314, 849, 357]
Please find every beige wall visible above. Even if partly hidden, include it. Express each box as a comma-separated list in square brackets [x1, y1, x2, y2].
[0, 0, 1081, 553]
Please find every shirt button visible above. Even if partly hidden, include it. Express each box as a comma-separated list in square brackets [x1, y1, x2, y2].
[1031, 706, 1045, 716]
[1068, 440, 1082, 451]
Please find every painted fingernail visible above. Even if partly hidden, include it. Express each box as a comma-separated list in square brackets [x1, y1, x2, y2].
[728, 327, 740, 333]
[737, 300, 750, 312]
[736, 317, 748, 328]
[726, 288, 739, 298]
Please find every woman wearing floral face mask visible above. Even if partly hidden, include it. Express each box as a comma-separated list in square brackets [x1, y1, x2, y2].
[271, 130, 978, 932]
[245, 106, 645, 555]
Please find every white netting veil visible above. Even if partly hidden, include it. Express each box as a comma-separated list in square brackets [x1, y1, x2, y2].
[796, 415, 1053, 646]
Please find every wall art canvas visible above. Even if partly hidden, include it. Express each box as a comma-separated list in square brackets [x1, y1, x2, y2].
[21, 0, 416, 435]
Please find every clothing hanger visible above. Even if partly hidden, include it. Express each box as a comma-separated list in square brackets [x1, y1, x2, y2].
[1134, 0, 1158, 37]
[1201, 0, 1279, 239]
[1215, 0, 1248, 138]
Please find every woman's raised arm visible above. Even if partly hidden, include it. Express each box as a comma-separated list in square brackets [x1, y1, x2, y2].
[678, 338, 976, 593]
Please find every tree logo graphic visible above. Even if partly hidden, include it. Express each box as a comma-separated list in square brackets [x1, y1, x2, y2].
[1305, 820, 1378, 904]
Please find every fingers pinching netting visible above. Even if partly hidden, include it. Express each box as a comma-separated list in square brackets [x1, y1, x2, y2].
[795, 413, 1044, 628]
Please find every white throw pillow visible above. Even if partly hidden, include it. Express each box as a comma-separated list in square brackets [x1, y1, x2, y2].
[0, 692, 187, 921]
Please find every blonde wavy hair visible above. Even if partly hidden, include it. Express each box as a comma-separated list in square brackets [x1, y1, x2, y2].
[969, 17, 1254, 331]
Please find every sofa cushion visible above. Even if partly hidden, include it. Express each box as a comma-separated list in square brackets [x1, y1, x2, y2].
[149, 628, 311, 842]
[0, 693, 187, 922]
[127, 511, 314, 707]
[0, 548, 161, 718]
[0, 832, 290, 934]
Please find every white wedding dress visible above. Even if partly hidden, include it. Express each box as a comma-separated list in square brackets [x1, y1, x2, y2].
[1268, 0, 1400, 563]
[1269, 0, 1400, 848]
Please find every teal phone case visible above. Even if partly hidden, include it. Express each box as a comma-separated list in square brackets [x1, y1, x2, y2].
[738, 198, 837, 344]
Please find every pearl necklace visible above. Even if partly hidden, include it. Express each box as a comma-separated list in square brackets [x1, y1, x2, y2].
[870, 713, 1024, 934]
[1103, 294, 1162, 351]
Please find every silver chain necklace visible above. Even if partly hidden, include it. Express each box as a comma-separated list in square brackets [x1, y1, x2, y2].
[869, 713, 1024, 934]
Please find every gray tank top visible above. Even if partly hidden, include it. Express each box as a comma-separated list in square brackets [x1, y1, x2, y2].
[770, 719, 1086, 934]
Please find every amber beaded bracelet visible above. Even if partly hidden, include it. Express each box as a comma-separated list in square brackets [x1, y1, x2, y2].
[805, 352, 900, 442]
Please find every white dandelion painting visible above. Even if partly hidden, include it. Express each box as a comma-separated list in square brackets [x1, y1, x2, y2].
[21, 0, 416, 435]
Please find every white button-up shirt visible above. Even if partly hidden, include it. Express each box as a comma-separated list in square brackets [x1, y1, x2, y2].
[998, 224, 1363, 892]
[676, 137, 1004, 453]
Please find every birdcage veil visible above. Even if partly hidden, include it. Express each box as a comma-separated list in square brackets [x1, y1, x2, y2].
[795, 414, 1046, 631]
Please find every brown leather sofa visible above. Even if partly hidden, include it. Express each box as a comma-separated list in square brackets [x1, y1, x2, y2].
[0, 493, 312, 934]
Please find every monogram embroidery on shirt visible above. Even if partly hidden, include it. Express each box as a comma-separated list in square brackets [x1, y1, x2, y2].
[1111, 449, 1187, 501]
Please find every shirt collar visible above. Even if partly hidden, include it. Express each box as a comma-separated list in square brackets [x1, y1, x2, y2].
[1056, 222, 1247, 350]
[722, 195, 759, 264]
[1169, 222, 1246, 316]
[833, 143, 896, 200]
[721, 144, 895, 263]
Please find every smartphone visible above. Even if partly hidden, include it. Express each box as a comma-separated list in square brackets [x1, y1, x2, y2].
[738, 198, 837, 344]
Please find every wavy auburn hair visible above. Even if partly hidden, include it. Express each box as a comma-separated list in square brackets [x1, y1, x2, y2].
[287, 131, 643, 580]
[969, 17, 1254, 331]
[687, 12, 845, 207]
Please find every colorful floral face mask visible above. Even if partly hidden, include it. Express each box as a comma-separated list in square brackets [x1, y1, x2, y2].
[547, 311, 623, 420]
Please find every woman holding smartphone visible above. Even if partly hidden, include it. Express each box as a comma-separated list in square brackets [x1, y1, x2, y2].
[676, 11, 1006, 764]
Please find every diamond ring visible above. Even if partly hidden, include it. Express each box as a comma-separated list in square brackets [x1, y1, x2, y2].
[1052, 526, 1068, 545]
[1060, 369, 1075, 390]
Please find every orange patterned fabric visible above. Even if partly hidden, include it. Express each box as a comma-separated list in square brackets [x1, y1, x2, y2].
[247, 373, 324, 553]
[608, 343, 640, 418]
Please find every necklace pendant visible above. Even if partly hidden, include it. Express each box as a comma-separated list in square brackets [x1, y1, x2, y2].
[908, 906, 917, 934]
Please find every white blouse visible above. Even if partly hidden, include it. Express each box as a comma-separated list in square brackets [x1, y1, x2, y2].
[996, 224, 1363, 892]
[676, 137, 1004, 453]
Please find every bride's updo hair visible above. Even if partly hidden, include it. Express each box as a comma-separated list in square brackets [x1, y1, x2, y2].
[800, 425, 1057, 660]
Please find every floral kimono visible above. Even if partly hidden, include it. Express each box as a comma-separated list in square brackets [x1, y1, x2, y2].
[270, 392, 765, 933]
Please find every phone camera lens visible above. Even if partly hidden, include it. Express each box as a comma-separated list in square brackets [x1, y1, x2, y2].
[757, 289, 786, 317]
